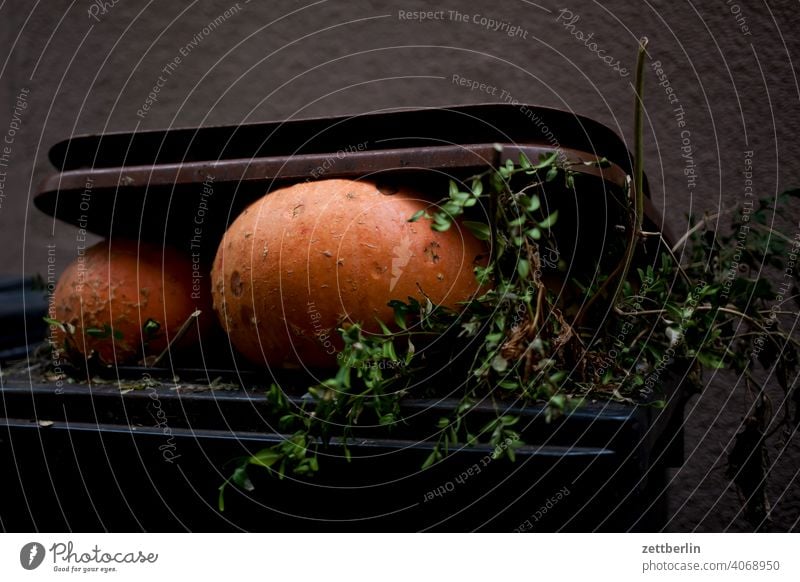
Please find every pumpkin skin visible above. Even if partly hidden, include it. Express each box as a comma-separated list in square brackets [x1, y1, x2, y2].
[53, 239, 211, 365]
[212, 179, 487, 368]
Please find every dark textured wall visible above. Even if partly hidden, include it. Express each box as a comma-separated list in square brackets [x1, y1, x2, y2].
[4, 1, 799, 271]
[1, 0, 798, 531]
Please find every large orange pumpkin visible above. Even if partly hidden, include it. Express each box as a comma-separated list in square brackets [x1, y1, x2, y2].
[53, 239, 211, 365]
[212, 179, 487, 368]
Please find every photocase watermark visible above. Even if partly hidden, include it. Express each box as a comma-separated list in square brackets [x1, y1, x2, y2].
[137, 3, 246, 119]
[304, 301, 406, 368]
[720, 150, 755, 301]
[651, 61, 697, 194]
[589, 274, 653, 385]
[451, 76, 569, 165]
[307, 301, 337, 356]
[422, 437, 516, 502]
[44, 178, 93, 395]
[43, 243, 70, 395]
[451, 73, 500, 98]
[398, 9, 530, 39]
[190, 175, 214, 300]
[20, 542, 46, 570]
[450, 9, 530, 39]
[396, 9, 448, 23]
[47, 541, 158, 574]
[309, 141, 369, 179]
[651, 60, 679, 106]
[73, 177, 94, 295]
[639, 278, 709, 396]
[390, 233, 413, 292]
[540, 244, 561, 271]
[0, 87, 30, 213]
[677, 109, 697, 191]
[513, 485, 571, 531]
[362, 359, 405, 370]
[506, 94, 569, 164]
[20, 540, 158, 573]
[751, 223, 800, 361]
[146, 379, 181, 464]
[725, 0, 753, 36]
[87, 0, 123, 22]
[555, 8, 629, 77]
[336, 354, 407, 370]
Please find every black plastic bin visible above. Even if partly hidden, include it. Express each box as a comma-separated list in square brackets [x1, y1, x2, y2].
[1, 104, 685, 532]
[0, 365, 684, 532]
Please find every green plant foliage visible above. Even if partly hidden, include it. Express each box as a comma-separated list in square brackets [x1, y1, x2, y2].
[219, 155, 798, 524]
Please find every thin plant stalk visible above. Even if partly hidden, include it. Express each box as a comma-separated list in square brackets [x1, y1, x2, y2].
[612, 36, 649, 311]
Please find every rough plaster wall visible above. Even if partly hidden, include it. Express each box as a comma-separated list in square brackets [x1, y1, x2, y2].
[1, 0, 798, 531]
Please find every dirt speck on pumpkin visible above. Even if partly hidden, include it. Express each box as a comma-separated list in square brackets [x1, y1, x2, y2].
[230, 271, 243, 297]
[424, 241, 441, 264]
[372, 263, 387, 279]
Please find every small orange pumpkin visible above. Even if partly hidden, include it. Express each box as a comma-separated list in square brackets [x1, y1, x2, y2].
[212, 179, 487, 368]
[53, 239, 211, 365]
